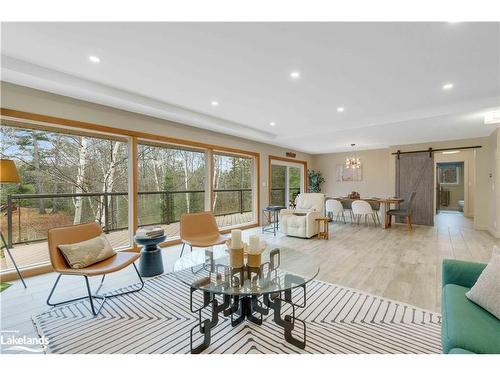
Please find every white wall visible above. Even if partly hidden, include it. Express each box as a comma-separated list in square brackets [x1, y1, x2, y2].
[488, 129, 500, 237]
[313, 148, 392, 198]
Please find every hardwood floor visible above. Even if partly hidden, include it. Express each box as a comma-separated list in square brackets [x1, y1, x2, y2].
[1, 212, 498, 354]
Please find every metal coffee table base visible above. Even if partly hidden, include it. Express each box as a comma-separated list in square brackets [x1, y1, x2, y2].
[189, 285, 307, 354]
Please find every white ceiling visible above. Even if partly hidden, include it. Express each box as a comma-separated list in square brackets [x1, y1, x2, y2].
[1, 22, 499, 154]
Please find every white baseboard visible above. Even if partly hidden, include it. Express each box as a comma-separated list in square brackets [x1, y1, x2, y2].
[473, 224, 500, 238]
[488, 227, 500, 238]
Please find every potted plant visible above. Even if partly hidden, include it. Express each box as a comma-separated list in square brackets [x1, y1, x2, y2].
[307, 170, 325, 193]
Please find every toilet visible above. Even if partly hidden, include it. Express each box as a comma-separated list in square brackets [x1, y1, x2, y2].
[458, 200, 464, 212]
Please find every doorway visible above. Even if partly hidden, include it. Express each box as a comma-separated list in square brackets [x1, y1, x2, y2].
[268, 157, 306, 207]
[436, 162, 465, 215]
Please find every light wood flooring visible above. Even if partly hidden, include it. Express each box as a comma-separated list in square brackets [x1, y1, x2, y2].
[1, 212, 498, 353]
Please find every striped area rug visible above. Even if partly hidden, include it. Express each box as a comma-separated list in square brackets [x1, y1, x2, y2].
[32, 274, 442, 354]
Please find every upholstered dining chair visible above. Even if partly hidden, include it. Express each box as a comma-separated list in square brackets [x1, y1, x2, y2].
[47, 222, 144, 316]
[179, 211, 228, 257]
[351, 200, 378, 226]
[325, 199, 346, 224]
[386, 191, 417, 231]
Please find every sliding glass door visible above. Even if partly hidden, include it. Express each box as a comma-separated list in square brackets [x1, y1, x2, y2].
[269, 159, 305, 207]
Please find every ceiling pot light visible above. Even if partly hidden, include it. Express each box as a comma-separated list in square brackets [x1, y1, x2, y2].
[484, 110, 500, 125]
[442, 151, 460, 155]
[88, 55, 101, 63]
[290, 71, 300, 79]
[337, 107, 345, 113]
[269, 122, 276, 127]
[211, 100, 219, 107]
[442, 83, 454, 90]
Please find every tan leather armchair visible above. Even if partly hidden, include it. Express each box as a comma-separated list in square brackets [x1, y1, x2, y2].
[46, 222, 143, 316]
[180, 211, 227, 257]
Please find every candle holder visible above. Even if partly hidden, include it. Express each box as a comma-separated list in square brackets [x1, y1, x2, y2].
[226, 239, 245, 268]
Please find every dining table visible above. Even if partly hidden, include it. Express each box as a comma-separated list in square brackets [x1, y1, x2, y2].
[326, 196, 404, 229]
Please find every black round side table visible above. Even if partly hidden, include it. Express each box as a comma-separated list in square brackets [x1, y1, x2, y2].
[134, 235, 167, 277]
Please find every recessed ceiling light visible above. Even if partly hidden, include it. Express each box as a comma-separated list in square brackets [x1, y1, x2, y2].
[211, 100, 219, 107]
[442, 83, 454, 90]
[442, 150, 460, 154]
[269, 122, 276, 127]
[337, 107, 345, 113]
[290, 71, 300, 79]
[88, 55, 101, 63]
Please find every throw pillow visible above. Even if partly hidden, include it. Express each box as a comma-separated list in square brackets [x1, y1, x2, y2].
[465, 253, 500, 319]
[58, 234, 116, 269]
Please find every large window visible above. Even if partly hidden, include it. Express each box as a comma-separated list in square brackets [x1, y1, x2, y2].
[137, 142, 206, 238]
[0, 121, 130, 272]
[0, 111, 260, 275]
[213, 152, 255, 226]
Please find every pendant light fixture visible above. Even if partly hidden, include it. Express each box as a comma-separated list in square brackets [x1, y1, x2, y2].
[345, 144, 361, 169]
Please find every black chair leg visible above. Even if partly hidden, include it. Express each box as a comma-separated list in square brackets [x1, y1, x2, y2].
[180, 243, 186, 257]
[1, 232, 27, 288]
[46, 262, 144, 316]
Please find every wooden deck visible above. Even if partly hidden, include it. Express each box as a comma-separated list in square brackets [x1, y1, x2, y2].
[0, 212, 254, 272]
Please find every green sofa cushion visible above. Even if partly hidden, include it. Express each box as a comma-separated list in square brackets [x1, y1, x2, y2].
[442, 284, 500, 354]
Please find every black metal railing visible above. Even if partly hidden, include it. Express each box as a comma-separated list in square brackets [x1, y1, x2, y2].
[2, 189, 253, 246]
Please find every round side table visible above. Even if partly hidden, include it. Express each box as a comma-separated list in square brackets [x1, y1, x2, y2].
[134, 235, 167, 277]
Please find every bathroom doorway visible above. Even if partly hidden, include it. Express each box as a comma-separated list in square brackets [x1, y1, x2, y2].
[436, 162, 465, 214]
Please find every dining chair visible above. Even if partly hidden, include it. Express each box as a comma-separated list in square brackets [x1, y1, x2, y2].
[46, 222, 144, 316]
[351, 200, 378, 226]
[325, 199, 346, 223]
[179, 211, 228, 257]
[340, 198, 355, 223]
[386, 191, 417, 231]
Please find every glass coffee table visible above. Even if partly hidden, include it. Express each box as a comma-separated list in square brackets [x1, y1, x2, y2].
[173, 246, 319, 353]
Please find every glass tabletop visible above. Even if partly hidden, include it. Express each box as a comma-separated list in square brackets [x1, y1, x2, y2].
[173, 246, 319, 296]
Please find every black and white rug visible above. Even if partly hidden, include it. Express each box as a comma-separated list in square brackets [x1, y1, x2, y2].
[32, 274, 442, 354]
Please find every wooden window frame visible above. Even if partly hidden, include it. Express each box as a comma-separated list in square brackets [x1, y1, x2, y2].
[0, 108, 261, 280]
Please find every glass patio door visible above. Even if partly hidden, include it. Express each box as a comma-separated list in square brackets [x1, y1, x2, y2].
[270, 160, 304, 207]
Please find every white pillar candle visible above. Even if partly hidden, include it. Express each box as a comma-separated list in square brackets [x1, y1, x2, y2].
[231, 229, 242, 249]
[249, 235, 260, 252]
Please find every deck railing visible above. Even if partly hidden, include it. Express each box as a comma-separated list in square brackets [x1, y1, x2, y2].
[3, 189, 253, 246]
[270, 187, 301, 207]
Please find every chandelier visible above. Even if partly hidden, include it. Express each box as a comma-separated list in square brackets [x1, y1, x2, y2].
[345, 144, 361, 169]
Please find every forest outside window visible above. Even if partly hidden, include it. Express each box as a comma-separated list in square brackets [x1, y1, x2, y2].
[137, 141, 206, 238]
[0, 121, 130, 272]
[212, 152, 256, 228]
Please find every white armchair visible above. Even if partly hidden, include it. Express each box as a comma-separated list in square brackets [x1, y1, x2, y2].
[280, 193, 325, 238]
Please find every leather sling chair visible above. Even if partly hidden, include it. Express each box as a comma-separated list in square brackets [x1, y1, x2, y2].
[46, 222, 144, 316]
[179, 211, 228, 257]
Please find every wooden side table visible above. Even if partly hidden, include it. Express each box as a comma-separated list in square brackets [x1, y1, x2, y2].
[315, 217, 330, 240]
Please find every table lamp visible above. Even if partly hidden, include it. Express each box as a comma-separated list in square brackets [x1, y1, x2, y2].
[0, 159, 27, 287]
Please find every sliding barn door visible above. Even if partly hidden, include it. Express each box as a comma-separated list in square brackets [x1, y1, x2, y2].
[395, 152, 434, 226]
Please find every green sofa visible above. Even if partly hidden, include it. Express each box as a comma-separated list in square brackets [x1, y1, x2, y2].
[441, 259, 500, 354]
